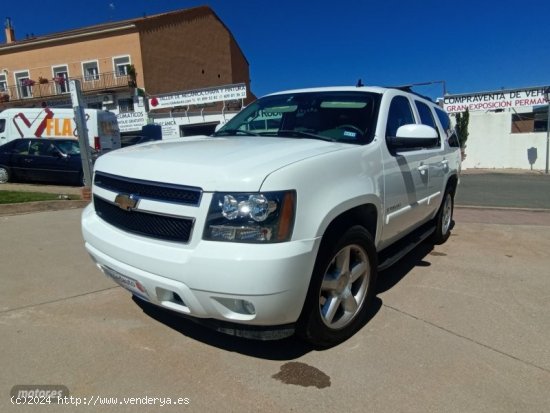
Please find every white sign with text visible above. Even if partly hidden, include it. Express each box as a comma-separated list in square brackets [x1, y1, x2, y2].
[148, 84, 246, 110]
[443, 88, 548, 113]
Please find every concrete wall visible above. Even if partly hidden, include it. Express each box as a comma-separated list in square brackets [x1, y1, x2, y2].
[461, 111, 548, 170]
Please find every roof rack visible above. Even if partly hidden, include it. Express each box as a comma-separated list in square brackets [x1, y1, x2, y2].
[386, 80, 447, 102]
[388, 84, 434, 102]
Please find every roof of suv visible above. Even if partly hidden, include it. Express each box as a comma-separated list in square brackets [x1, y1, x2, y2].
[268, 86, 389, 95]
[267, 85, 436, 104]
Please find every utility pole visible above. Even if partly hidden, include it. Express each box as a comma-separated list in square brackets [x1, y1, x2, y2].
[545, 87, 550, 174]
[69, 79, 94, 197]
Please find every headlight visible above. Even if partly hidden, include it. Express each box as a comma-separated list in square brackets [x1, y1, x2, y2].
[203, 191, 296, 243]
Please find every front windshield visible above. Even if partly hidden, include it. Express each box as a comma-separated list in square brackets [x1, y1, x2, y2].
[214, 91, 380, 144]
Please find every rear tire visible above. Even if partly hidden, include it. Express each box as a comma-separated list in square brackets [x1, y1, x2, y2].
[0, 166, 10, 184]
[432, 188, 454, 244]
[298, 225, 377, 347]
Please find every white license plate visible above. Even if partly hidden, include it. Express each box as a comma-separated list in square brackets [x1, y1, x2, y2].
[103, 266, 149, 300]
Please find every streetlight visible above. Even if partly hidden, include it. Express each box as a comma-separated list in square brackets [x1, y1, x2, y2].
[545, 87, 550, 174]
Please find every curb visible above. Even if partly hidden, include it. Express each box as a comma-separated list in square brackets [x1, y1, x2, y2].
[0, 200, 90, 217]
[455, 205, 550, 213]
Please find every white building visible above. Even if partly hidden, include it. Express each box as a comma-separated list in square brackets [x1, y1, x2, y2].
[442, 86, 549, 170]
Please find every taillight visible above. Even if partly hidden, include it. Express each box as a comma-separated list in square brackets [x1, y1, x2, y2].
[94, 136, 101, 151]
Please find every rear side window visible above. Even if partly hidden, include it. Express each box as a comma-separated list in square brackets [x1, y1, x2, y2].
[435, 108, 452, 135]
[447, 131, 460, 147]
[0, 119, 5, 133]
[386, 96, 414, 137]
[435, 108, 460, 147]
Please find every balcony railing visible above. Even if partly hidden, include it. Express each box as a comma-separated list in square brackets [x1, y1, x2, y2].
[0, 71, 134, 103]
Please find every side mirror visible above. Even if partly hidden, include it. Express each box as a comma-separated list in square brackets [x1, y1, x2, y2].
[392, 124, 439, 150]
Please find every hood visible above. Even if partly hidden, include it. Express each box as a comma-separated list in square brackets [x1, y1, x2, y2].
[93, 135, 347, 191]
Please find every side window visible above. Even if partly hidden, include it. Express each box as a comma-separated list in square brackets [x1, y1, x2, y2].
[82, 61, 100, 81]
[113, 56, 131, 77]
[0, 119, 5, 133]
[415, 101, 440, 148]
[0, 74, 7, 92]
[447, 132, 460, 148]
[386, 96, 414, 137]
[435, 108, 460, 147]
[435, 108, 452, 135]
[415, 101, 436, 128]
[12, 139, 30, 154]
[29, 140, 55, 156]
[44, 143, 59, 157]
[29, 140, 42, 156]
[118, 98, 134, 113]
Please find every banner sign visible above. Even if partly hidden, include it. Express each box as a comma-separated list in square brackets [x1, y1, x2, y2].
[148, 84, 247, 110]
[154, 118, 179, 138]
[443, 87, 549, 113]
[116, 110, 148, 132]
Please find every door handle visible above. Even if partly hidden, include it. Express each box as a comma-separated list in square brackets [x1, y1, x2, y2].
[417, 164, 429, 175]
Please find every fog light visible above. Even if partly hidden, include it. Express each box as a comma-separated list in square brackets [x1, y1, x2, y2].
[241, 300, 256, 315]
[215, 298, 256, 315]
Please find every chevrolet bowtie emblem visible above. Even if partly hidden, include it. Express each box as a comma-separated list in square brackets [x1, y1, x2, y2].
[114, 193, 139, 211]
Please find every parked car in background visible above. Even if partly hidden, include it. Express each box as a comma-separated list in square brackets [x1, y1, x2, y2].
[0, 138, 96, 185]
[0, 107, 121, 155]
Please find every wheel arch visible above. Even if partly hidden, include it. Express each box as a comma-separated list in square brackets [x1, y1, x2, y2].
[446, 174, 459, 197]
[320, 203, 378, 249]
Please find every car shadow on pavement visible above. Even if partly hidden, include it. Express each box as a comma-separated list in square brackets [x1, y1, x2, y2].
[376, 241, 434, 294]
[129, 230, 438, 358]
[132, 296, 312, 359]
[132, 295, 382, 359]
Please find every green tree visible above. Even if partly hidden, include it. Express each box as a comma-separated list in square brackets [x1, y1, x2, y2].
[455, 108, 469, 149]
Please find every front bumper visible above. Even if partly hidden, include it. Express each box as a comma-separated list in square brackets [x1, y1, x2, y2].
[82, 205, 320, 326]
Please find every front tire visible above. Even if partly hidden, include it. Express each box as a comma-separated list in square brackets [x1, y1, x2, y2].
[0, 166, 10, 184]
[298, 225, 377, 347]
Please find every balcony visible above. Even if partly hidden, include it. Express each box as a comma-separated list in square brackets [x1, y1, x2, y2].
[0, 71, 134, 104]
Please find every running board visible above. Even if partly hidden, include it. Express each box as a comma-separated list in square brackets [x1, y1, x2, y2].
[377, 224, 435, 271]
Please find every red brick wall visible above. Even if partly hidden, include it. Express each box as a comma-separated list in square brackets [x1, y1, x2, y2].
[137, 7, 251, 96]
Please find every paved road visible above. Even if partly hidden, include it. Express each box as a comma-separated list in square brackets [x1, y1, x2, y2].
[1, 207, 549, 412]
[456, 173, 550, 209]
[2, 171, 550, 211]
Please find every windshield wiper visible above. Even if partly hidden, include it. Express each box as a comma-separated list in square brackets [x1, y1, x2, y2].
[276, 130, 336, 142]
[213, 129, 260, 137]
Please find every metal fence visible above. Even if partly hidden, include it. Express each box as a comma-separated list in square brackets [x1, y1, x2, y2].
[0, 71, 132, 103]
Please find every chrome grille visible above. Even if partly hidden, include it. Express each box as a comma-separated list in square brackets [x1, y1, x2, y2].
[93, 196, 194, 243]
[94, 172, 202, 206]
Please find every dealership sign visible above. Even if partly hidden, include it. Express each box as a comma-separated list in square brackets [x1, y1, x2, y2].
[148, 84, 247, 110]
[443, 87, 549, 113]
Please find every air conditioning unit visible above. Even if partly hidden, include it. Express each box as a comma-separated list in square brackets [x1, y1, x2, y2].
[102, 94, 115, 105]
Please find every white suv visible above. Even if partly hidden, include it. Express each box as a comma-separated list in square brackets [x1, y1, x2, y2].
[82, 86, 461, 346]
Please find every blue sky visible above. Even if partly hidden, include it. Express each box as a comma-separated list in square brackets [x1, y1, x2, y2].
[4, 0, 549, 99]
